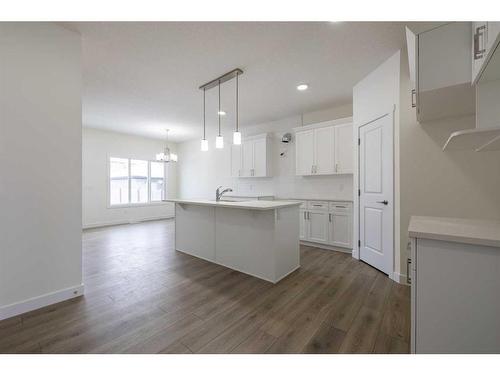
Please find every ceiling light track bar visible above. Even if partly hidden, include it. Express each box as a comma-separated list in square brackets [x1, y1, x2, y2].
[199, 68, 243, 91]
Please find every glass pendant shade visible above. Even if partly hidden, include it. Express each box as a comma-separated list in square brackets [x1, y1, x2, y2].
[215, 135, 224, 149]
[233, 131, 241, 145]
[201, 138, 208, 151]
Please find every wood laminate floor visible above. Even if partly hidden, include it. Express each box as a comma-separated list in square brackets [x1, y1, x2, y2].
[0, 219, 410, 354]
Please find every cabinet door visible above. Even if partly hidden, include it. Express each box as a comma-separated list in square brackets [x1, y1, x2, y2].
[314, 126, 335, 175]
[329, 212, 352, 248]
[295, 130, 314, 176]
[334, 124, 353, 174]
[230, 144, 242, 177]
[241, 140, 254, 177]
[253, 138, 267, 177]
[307, 211, 329, 244]
[472, 22, 488, 83]
[299, 210, 307, 240]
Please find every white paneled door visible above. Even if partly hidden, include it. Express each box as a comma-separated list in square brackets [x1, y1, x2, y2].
[359, 112, 394, 275]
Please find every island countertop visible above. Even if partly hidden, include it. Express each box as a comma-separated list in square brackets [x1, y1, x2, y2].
[163, 198, 302, 211]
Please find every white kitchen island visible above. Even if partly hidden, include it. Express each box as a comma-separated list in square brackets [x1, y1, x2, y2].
[165, 199, 302, 283]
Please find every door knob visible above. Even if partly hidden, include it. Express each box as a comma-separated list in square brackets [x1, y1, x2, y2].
[377, 200, 389, 205]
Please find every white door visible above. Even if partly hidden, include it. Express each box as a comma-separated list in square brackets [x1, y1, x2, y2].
[314, 126, 335, 175]
[334, 124, 353, 174]
[295, 130, 314, 175]
[299, 210, 307, 240]
[307, 211, 329, 244]
[359, 113, 393, 275]
[329, 212, 352, 248]
[253, 138, 267, 177]
[241, 140, 254, 177]
[230, 144, 242, 177]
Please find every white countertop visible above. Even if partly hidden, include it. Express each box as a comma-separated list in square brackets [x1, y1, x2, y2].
[408, 216, 500, 248]
[164, 199, 301, 211]
[279, 197, 353, 203]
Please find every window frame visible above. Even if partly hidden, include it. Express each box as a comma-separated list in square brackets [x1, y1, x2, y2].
[107, 156, 168, 209]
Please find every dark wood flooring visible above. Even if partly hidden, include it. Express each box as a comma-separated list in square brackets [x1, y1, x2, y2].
[0, 219, 410, 354]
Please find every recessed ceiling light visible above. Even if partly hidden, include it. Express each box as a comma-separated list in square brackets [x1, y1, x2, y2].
[296, 84, 308, 91]
[218, 111, 226, 116]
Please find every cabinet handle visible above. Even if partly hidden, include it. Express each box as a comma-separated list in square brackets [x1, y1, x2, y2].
[307, 211, 310, 220]
[335, 205, 346, 208]
[329, 213, 332, 222]
[377, 200, 389, 205]
[411, 89, 416, 108]
[474, 25, 487, 60]
[311, 165, 314, 174]
[303, 211, 306, 220]
[406, 258, 412, 284]
[335, 163, 338, 173]
[238, 169, 241, 177]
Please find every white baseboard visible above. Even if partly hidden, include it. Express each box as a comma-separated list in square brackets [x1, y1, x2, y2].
[0, 284, 84, 321]
[392, 271, 409, 285]
[83, 215, 174, 229]
[300, 240, 352, 254]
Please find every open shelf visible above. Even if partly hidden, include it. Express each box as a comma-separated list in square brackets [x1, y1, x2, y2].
[443, 127, 500, 151]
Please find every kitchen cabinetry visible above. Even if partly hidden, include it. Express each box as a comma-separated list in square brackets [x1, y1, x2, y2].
[472, 21, 500, 83]
[406, 22, 475, 123]
[231, 133, 271, 178]
[408, 216, 500, 353]
[300, 200, 352, 250]
[294, 118, 353, 176]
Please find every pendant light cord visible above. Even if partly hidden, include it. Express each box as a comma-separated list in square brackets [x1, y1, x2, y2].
[203, 88, 206, 140]
[218, 80, 221, 136]
[236, 73, 239, 133]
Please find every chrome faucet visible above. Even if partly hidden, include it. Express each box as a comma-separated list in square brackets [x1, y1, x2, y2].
[216, 186, 233, 201]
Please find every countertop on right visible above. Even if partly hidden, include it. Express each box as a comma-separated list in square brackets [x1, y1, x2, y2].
[408, 216, 500, 248]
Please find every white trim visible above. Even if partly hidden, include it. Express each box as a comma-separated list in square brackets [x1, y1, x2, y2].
[293, 116, 353, 133]
[392, 271, 409, 284]
[83, 215, 174, 230]
[300, 240, 352, 254]
[0, 284, 84, 321]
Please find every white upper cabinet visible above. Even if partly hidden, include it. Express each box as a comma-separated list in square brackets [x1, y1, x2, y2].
[295, 130, 315, 175]
[294, 118, 353, 176]
[230, 144, 242, 177]
[406, 23, 475, 123]
[334, 123, 353, 174]
[314, 126, 335, 175]
[472, 22, 500, 84]
[231, 133, 271, 178]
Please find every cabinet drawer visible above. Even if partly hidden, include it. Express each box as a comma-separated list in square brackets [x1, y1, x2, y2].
[307, 201, 329, 211]
[329, 202, 352, 212]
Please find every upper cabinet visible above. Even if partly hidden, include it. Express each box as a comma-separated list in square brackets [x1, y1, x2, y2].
[294, 118, 353, 176]
[406, 22, 475, 123]
[472, 22, 500, 84]
[231, 133, 271, 178]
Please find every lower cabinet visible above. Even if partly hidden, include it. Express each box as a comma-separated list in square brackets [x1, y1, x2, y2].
[329, 211, 352, 248]
[300, 201, 352, 250]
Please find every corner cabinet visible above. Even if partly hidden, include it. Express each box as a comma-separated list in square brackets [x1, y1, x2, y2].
[231, 133, 271, 178]
[294, 118, 353, 176]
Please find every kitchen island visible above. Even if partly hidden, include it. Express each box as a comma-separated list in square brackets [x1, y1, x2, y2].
[165, 199, 301, 283]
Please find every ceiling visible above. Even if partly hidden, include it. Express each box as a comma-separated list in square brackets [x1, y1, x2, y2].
[69, 22, 428, 143]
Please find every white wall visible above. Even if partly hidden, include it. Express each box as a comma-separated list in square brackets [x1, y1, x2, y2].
[352, 51, 401, 275]
[82, 127, 177, 228]
[0, 23, 83, 318]
[177, 104, 353, 200]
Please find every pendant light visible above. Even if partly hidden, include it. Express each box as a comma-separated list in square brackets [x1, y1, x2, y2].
[156, 129, 177, 162]
[233, 72, 241, 145]
[215, 79, 224, 149]
[200, 88, 208, 151]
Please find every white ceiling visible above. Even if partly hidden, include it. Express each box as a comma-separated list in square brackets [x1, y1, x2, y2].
[70, 22, 429, 143]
